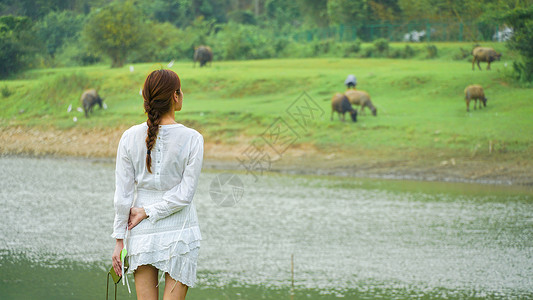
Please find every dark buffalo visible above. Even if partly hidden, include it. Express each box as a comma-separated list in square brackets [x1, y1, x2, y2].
[81, 89, 103, 117]
[331, 93, 357, 122]
[193, 46, 213, 67]
[472, 47, 502, 71]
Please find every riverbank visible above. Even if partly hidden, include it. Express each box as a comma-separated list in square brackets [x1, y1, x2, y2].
[2, 126, 531, 186]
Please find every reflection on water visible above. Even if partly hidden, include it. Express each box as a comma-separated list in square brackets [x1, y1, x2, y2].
[0, 156, 532, 299]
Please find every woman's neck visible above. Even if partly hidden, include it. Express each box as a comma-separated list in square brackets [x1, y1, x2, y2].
[159, 111, 177, 125]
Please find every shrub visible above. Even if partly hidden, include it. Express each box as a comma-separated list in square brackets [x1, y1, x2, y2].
[373, 38, 389, 53]
[0, 15, 39, 78]
[343, 39, 362, 57]
[1, 85, 12, 98]
[452, 47, 471, 61]
[210, 22, 275, 60]
[402, 45, 416, 58]
[312, 39, 333, 55]
[426, 44, 438, 58]
[360, 46, 376, 58]
[55, 37, 101, 66]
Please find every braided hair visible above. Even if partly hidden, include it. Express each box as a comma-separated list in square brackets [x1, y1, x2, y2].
[142, 69, 181, 173]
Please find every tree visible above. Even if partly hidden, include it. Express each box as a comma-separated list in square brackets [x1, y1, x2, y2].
[502, 6, 533, 82]
[35, 11, 85, 60]
[327, 0, 370, 25]
[82, 1, 145, 68]
[0, 15, 39, 78]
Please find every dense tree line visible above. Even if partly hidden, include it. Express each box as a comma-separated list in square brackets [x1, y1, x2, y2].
[0, 0, 532, 81]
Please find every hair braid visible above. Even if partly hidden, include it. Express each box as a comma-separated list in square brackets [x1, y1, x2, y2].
[145, 107, 160, 173]
[142, 69, 181, 173]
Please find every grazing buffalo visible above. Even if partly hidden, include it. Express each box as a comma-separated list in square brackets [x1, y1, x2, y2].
[464, 84, 487, 112]
[344, 90, 377, 116]
[81, 89, 103, 117]
[472, 47, 501, 71]
[193, 46, 213, 67]
[331, 93, 357, 122]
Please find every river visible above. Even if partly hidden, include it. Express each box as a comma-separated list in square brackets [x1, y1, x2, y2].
[0, 156, 532, 299]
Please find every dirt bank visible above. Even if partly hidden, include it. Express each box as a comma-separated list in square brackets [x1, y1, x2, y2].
[1, 126, 532, 186]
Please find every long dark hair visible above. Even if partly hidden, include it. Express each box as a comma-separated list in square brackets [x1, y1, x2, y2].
[142, 69, 181, 173]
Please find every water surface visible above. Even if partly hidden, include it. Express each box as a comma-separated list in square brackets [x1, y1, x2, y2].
[0, 156, 532, 299]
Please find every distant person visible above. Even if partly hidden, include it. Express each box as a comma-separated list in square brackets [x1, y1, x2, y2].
[345, 74, 357, 89]
[111, 69, 204, 300]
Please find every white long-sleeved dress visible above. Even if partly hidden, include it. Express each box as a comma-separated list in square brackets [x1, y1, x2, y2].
[111, 122, 203, 287]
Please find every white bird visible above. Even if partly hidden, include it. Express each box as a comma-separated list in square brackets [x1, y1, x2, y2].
[167, 60, 175, 68]
[129, 65, 134, 72]
[67, 104, 72, 113]
[73, 117, 78, 122]
[103, 103, 108, 110]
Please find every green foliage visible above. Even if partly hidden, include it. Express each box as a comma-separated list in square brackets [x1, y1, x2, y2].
[54, 37, 102, 66]
[327, 0, 369, 25]
[0, 15, 39, 78]
[402, 45, 416, 58]
[502, 6, 533, 83]
[453, 47, 471, 60]
[34, 11, 86, 62]
[343, 39, 362, 57]
[426, 44, 438, 58]
[210, 22, 276, 60]
[129, 21, 182, 63]
[1, 85, 12, 98]
[373, 38, 389, 53]
[82, 1, 145, 68]
[227, 10, 256, 25]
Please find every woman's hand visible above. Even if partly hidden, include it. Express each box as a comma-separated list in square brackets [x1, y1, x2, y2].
[112, 239, 124, 277]
[128, 207, 148, 230]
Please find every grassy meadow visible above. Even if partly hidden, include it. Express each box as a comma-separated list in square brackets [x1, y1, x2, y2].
[1, 42, 532, 166]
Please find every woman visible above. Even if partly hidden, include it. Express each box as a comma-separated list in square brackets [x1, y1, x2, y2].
[111, 69, 203, 300]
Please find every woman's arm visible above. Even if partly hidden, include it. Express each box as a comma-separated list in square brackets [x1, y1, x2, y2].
[111, 131, 135, 239]
[143, 134, 204, 223]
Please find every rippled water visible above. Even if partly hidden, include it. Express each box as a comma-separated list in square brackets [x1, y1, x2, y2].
[0, 156, 532, 299]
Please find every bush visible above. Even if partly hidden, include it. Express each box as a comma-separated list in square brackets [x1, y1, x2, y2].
[1, 85, 12, 98]
[34, 11, 86, 62]
[386, 47, 399, 58]
[343, 39, 362, 57]
[312, 39, 333, 55]
[402, 45, 416, 58]
[0, 15, 39, 78]
[360, 46, 376, 58]
[210, 22, 276, 60]
[373, 38, 389, 53]
[453, 47, 471, 60]
[55, 37, 101, 66]
[426, 44, 438, 58]
[502, 6, 533, 83]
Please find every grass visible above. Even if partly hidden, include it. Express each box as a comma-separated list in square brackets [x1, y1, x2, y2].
[1, 42, 532, 163]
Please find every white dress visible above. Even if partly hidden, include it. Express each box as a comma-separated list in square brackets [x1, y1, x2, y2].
[111, 122, 203, 287]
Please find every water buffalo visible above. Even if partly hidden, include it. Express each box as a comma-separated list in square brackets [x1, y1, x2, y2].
[464, 85, 487, 112]
[472, 47, 501, 71]
[81, 89, 103, 117]
[331, 93, 357, 122]
[193, 46, 213, 67]
[344, 90, 377, 116]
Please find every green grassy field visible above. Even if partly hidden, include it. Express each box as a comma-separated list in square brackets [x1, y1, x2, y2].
[1, 42, 532, 162]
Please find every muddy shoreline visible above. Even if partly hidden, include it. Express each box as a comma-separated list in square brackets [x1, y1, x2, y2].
[1, 126, 532, 186]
